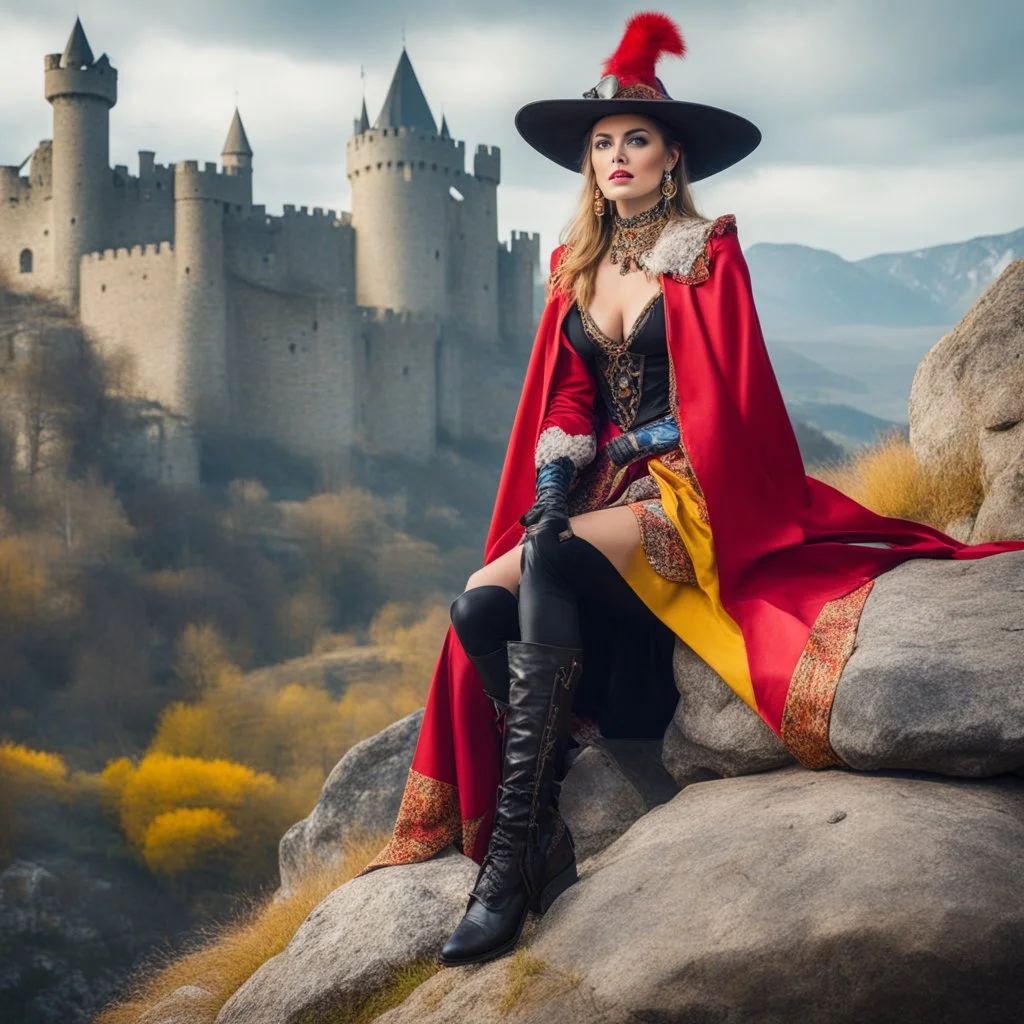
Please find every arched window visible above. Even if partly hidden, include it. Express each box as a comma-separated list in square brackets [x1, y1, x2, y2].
[19, 249, 32, 274]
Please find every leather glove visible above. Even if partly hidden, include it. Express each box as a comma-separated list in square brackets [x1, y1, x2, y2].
[519, 456, 576, 542]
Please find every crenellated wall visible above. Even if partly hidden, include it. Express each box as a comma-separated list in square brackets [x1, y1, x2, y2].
[79, 243, 178, 409]
[499, 229, 541, 353]
[225, 204, 355, 297]
[359, 307, 439, 462]
[227, 282, 360, 459]
[445, 143, 500, 345]
[105, 152, 175, 251]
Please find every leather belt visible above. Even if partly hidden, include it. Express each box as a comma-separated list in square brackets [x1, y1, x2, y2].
[604, 413, 680, 468]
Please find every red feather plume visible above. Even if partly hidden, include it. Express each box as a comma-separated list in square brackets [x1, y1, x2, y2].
[601, 11, 687, 88]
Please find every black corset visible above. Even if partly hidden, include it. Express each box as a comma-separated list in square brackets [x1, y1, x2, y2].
[561, 293, 672, 430]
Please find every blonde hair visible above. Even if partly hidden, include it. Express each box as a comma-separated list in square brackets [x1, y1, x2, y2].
[548, 114, 705, 308]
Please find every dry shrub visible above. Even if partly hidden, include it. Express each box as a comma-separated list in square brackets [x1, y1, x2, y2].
[0, 741, 71, 862]
[93, 831, 392, 1024]
[811, 430, 984, 531]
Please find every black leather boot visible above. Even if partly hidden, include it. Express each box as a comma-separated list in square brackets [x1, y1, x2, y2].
[467, 645, 510, 725]
[439, 640, 583, 967]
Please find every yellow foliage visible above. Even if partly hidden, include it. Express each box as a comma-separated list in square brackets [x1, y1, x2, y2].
[0, 741, 69, 797]
[100, 757, 136, 815]
[112, 752, 275, 848]
[150, 703, 221, 760]
[812, 431, 984, 531]
[142, 807, 240, 876]
[94, 831, 391, 1024]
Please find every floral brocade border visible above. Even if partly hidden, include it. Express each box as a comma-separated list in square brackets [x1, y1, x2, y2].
[356, 768, 483, 875]
[780, 579, 876, 769]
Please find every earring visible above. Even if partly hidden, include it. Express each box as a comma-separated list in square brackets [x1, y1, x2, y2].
[661, 171, 677, 200]
[593, 186, 606, 217]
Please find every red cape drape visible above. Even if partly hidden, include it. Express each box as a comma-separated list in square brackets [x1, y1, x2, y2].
[374, 216, 1024, 868]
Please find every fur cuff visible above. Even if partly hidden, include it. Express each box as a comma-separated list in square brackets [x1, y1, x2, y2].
[638, 213, 737, 284]
[535, 426, 597, 472]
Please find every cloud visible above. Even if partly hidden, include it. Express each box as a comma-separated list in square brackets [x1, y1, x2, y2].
[1, 1, 1021, 261]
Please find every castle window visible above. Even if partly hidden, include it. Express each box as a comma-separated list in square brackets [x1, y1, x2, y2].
[101, 283, 106, 292]
[19, 249, 32, 273]
[70, 216, 76, 225]
[435, 250, 440, 260]
[185, 267, 190, 275]
[312, 320, 318, 332]
[403, 366, 409, 375]
[289, 342, 296, 354]
[43, 229, 49, 237]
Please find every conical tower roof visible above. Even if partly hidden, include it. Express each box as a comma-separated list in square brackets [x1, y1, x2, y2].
[61, 17, 95, 69]
[439, 113, 451, 140]
[373, 48, 436, 133]
[357, 97, 370, 134]
[222, 108, 253, 156]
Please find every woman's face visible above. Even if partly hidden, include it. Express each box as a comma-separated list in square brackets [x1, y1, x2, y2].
[590, 113, 678, 206]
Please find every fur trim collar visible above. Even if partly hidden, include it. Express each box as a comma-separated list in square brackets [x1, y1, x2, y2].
[638, 213, 737, 284]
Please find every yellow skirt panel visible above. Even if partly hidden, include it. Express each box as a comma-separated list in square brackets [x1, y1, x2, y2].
[621, 450, 757, 713]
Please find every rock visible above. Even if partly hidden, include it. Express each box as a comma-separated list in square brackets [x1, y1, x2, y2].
[214, 849, 476, 1024]
[138, 985, 216, 1024]
[559, 746, 648, 862]
[278, 708, 423, 894]
[662, 638, 794, 785]
[830, 550, 1024, 775]
[908, 256, 1024, 542]
[378, 769, 1024, 1023]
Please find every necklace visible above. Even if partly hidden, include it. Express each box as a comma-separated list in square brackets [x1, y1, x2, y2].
[609, 196, 670, 276]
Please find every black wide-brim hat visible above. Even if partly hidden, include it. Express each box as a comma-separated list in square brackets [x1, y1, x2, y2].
[514, 12, 761, 182]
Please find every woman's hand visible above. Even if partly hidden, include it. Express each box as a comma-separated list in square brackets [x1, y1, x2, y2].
[519, 456, 576, 542]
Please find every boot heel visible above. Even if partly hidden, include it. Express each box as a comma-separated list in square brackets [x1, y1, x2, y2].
[531, 860, 578, 914]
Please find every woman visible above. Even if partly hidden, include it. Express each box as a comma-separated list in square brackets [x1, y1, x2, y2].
[355, 12, 1024, 967]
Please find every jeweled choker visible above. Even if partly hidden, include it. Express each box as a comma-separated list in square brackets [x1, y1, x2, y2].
[609, 196, 671, 276]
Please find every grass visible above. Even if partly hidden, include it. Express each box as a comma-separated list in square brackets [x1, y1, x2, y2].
[94, 830, 392, 1024]
[498, 948, 549, 1014]
[295, 958, 442, 1024]
[811, 429, 984, 532]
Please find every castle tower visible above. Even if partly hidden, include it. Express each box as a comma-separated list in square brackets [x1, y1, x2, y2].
[173, 161, 229, 433]
[499, 230, 542, 351]
[221, 108, 253, 206]
[43, 18, 117, 307]
[346, 48, 462, 316]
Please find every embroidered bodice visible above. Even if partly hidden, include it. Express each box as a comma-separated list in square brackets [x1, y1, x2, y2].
[561, 293, 672, 430]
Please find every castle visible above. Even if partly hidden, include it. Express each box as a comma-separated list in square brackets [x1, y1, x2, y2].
[0, 19, 541, 484]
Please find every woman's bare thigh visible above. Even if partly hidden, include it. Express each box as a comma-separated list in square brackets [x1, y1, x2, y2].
[463, 505, 642, 594]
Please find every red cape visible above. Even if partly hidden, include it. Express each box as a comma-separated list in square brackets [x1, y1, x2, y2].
[485, 216, 1024, 733]
[391, 215, 1024, 867]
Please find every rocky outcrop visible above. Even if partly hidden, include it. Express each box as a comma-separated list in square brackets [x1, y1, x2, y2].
[215, 850, 476, 1024]
[662, 639, 794, 784]
[261, 544, 1024, 1022]
[908, 256, 1024, 542]
[376, 769, 1024, 1024]
[830, 549, 1024, 774]
[278, 708, 424, 895]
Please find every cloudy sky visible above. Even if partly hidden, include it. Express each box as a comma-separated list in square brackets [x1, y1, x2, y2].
[1, 1, 1021, 262]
